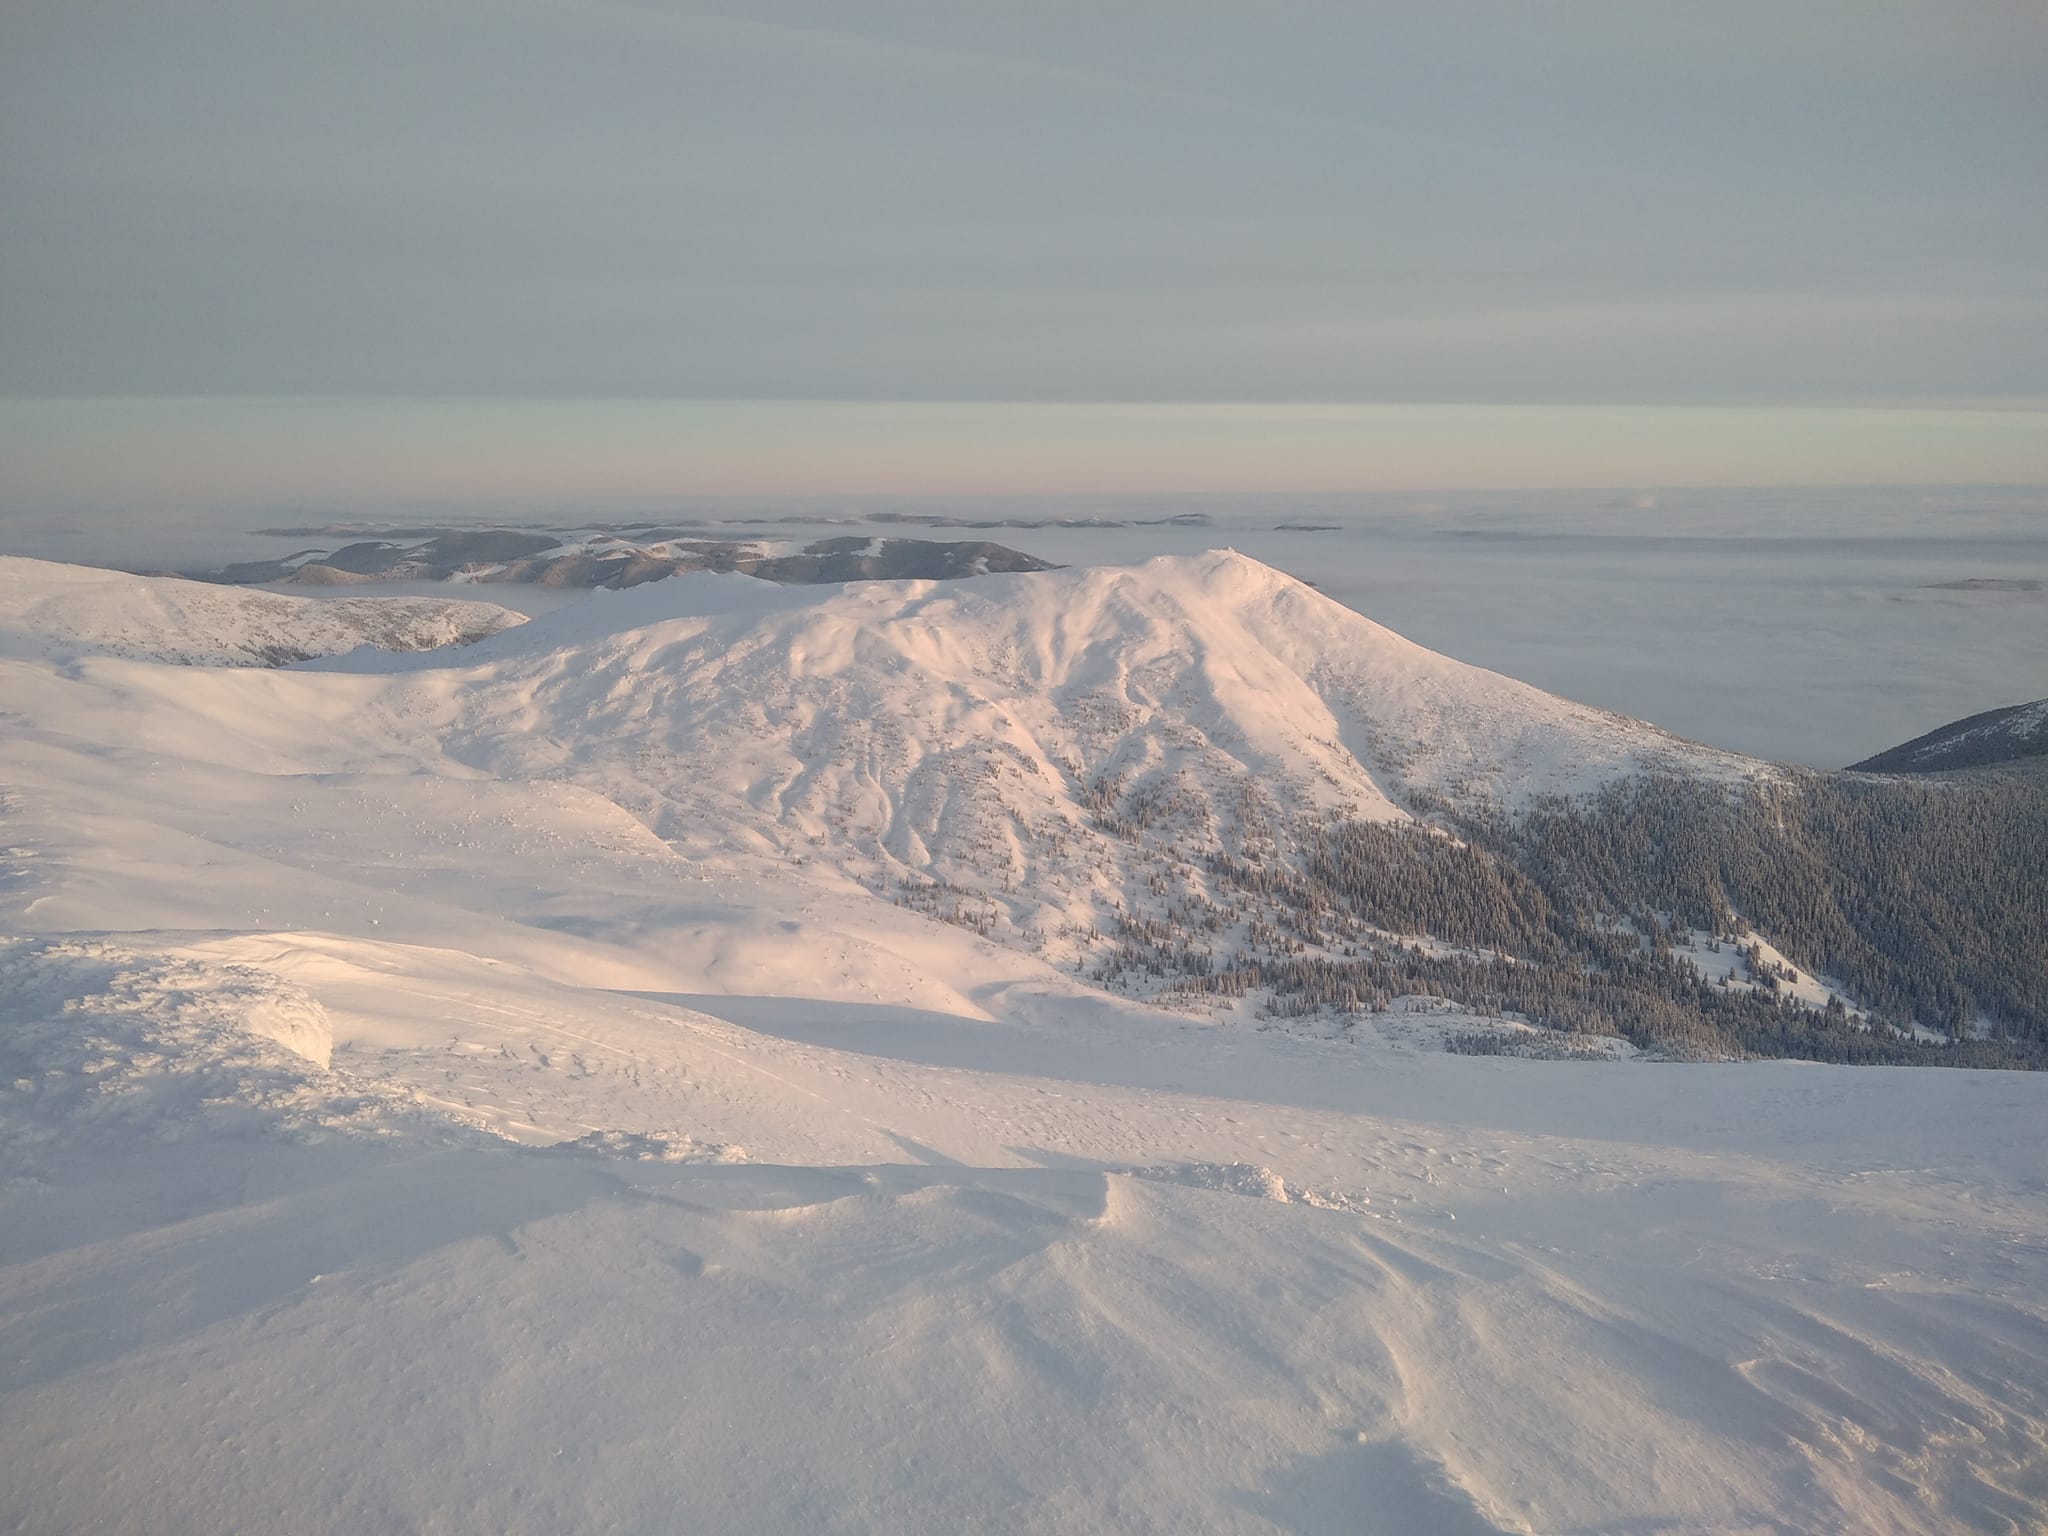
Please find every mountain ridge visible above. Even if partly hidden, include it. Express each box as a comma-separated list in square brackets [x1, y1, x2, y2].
[189, 529, 1057, 589]
[1851, 696, 2048, 774]
[4, 550, 2037, 1059]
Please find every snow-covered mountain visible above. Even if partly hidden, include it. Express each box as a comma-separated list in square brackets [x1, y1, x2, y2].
[0, 556, 524, 666]
[5, 550, 2045, 1536]
[415, 546, 1764, 812]
[18, 550, 1767, 977]
[12, 550, 2035, 1047]
[394, 549, 1769, 958]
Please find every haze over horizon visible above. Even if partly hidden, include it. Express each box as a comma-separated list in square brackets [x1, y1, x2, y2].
[4, 1, 2046, 504]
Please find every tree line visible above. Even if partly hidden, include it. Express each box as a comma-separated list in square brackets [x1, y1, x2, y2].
[1085, 767, 2047, 1068]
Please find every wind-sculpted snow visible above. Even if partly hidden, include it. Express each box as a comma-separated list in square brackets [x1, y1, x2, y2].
[0, 556, 524, 666]
[0, 937, 487, 1171]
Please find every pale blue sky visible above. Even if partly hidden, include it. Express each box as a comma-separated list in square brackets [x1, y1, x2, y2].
[2, 1, 2044, 498]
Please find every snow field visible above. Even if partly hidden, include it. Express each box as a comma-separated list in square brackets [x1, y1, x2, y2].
[1, 554, 2043, 1533]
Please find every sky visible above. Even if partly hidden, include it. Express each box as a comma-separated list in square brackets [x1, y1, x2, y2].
[2, 0, 2045, 503]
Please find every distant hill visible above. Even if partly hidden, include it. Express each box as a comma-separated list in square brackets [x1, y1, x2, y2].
[1850, 698, 2048, 773]
[195, 531, 1056, 590]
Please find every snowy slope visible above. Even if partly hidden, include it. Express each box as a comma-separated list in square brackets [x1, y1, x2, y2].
[407, 548, 1765, 813]
[1852, 696, 2048, 773]
[302, 552, 1768, 964]
[0, 555, 524, 665]
[3, 554, 2044, 1535]
[5, 934, 2045, 1535]
[3, 552, 1773, 982]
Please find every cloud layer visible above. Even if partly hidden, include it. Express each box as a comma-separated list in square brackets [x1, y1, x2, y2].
[4, 0, 2043, 407]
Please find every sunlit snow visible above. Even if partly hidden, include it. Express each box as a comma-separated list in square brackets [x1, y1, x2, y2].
[2, 554, 2043, 1534]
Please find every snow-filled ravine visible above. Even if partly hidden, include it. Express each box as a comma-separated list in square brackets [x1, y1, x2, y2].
[2, 555, 2044, 1535]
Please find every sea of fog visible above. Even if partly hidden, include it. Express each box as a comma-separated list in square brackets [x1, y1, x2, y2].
[4, 484, 2042, 768]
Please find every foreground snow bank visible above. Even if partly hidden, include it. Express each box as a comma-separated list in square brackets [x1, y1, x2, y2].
[0, 936, 483, 1170]
[7, 1032, 2045, 1536]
